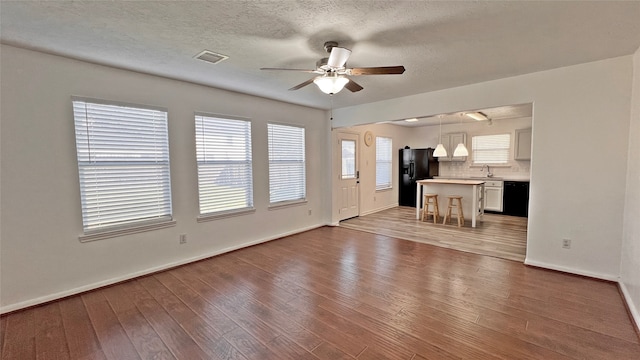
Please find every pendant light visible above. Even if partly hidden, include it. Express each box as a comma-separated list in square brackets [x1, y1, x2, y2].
[433, 115, 447, 157]
[453, 114, 469, 157]
[453, 142, 469, 157]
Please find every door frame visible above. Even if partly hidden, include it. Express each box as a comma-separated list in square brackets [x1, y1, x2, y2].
[333, 130, 361, 222]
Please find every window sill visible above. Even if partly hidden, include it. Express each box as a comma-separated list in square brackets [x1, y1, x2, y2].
[79, 218, 176, 243]
[376, 187, 392, 192]
[268, 199, 307, 210]
[197, 207, 256, 222]
[469, 164, 512, 168]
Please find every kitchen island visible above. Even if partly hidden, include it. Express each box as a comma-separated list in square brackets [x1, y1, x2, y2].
[416, 179, 486, 227]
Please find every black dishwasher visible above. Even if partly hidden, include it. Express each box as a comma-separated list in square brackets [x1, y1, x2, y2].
[503, 181, 530, 217]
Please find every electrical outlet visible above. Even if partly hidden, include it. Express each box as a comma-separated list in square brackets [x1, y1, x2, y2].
[308, 209, 312, 216]
[562, 239, 571, 249]
[179, 234, 187, 244]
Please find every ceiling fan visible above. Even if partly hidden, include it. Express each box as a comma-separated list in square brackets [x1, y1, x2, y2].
[260, 41, 405, 95]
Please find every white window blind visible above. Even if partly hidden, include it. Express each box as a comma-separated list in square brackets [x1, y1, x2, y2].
[72, 99, 172, 233]
[341, 140, 356, 179]
[268, 123, 306, 204]
[195, 114, 253, 215]
[376, 136, 393, 190]
[472, 134, 511, 164]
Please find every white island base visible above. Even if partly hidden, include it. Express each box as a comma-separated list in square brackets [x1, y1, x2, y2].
[415, 179, 486, 227]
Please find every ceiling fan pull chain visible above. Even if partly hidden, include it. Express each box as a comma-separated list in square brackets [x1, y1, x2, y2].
[330, 96, 334, 121]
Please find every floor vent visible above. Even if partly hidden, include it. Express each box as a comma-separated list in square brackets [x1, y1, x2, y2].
[194, 50, 229, 64]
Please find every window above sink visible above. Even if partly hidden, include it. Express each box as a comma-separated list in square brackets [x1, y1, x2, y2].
[472, 134, 510, 164]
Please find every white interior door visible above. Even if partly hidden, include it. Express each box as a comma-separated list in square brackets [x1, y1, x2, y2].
[338, 132, 359, 220]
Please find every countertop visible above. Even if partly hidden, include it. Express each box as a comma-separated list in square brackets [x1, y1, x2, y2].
[434, 176, 530, 182]
[417, 179, 486, 185]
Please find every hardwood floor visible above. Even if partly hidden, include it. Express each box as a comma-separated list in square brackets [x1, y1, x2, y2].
[2, 226, 639, 359]
[340, 206, 527, 262]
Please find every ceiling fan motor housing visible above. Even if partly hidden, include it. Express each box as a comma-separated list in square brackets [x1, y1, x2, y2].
[323, 41, 339, 53]
[317, 58, 331, 71]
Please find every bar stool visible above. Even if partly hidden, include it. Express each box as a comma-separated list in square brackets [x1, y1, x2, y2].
[421, 194, 440, 223]
[443, 195, 465, 227]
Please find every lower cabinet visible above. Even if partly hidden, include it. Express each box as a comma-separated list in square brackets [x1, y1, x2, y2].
[503, 181, 530, 217]
[484, 180, 504, 212]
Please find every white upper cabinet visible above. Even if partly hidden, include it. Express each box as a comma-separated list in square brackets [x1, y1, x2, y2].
[514, 128, 532, 160]
[438, 132, 467, 162]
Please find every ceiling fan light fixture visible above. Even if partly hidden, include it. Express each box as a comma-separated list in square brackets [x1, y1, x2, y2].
[261, 41, 404, 94]
[313, 75, 349, 94]
[465, 112, 488, 121]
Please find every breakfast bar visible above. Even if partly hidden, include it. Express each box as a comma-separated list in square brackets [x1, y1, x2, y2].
[416, 179, 486, 227]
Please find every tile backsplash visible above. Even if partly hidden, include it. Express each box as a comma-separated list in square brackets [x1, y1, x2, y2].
[438, 160, 530, 180]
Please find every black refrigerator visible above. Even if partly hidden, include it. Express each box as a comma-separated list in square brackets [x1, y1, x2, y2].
[399, 148, 439, 207]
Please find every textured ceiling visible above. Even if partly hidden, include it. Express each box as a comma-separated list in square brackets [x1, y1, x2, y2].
[2, 1, 640, 111]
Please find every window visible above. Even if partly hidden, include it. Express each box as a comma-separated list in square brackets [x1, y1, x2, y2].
[376, 136, 393, 190]
[195, 114, 253, 216]
[72, 99, 172, 234]
[341, 140, 356, 179]
[268, 123, 306, 204]
[472, 134, 511, 164]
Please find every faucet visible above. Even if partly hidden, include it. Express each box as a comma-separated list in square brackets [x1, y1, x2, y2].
[481, 164, 493, 178]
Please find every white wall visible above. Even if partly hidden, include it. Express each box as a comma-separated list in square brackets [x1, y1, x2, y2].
[333, 56, 633, 280]
[331, 123, 412, 224]
[620, 47, 640, 328]
[0, 45, 330, 312]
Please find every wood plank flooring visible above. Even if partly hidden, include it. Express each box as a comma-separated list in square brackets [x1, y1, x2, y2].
[2, 226, 639, 359]
[340, 206, 527, 262]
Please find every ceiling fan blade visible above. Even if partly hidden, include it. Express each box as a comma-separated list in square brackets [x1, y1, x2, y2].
[347, 66, 406, 75]
[288, 78, 315, 91]
[345, 79, 364, 93]
[260, 67, 318, 73]
[327, 47, 351, 68]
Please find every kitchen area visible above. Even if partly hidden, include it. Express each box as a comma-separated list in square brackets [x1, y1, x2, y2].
[399, 104, 532, 221]
[337, 103, 532, 262]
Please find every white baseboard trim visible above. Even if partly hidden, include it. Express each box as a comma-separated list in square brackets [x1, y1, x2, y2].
[619, 281, 640, 333]
[359, 203, 398, 217]
[0, 224, 325, 314]
[524, 258, 619, 282]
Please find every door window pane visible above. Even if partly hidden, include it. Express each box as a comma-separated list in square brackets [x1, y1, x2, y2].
[341, 140, 356, 179]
